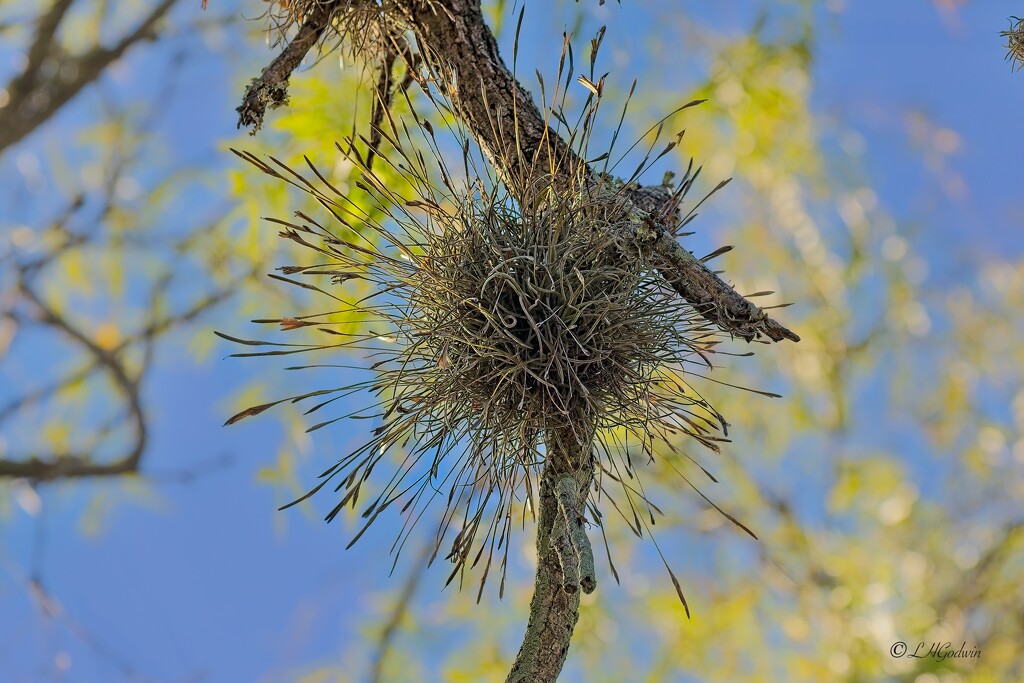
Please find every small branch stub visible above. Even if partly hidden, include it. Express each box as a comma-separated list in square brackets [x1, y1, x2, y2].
[237, 3, 337, 132]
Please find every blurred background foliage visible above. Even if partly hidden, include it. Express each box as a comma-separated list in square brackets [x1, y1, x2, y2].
[1, 1, 1022, 682]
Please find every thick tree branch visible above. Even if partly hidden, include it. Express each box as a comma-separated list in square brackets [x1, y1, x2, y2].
[15, 0, 76, 95]
[401, 0, 798, 342]
[236, 0, 798, 343]
[234, 4, 799, 681]
[506, 424, 595, 683]
[0, 455, 140, 481]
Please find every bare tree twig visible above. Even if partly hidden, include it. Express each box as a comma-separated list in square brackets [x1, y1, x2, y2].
[367, 543, 433, 683]
[147, 453, 236, 484]
[0, 285, 234, 429]
[1, 214, 251, 483]
[0, 284, 148, 481]
[0, 0, 180, 153]
[23, 575, 163, 683]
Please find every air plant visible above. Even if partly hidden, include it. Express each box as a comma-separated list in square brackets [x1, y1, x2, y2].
[1003, 16, 1024, 71]
[222, 40, 770, 608]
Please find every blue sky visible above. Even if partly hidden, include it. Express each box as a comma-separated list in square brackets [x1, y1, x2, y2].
[1, 1, 1022, 682]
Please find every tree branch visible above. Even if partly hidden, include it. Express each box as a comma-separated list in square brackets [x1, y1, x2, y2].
[236, 1, 339, 132]
[236, 0, 799, 343]
[367, 543, 432, 683]
[233, 4, 800, 681]
[0, 0, 180, 153]
[0, 238, 239, 482]
[506, 424, 595, 683]
[0, 285, 147, 482]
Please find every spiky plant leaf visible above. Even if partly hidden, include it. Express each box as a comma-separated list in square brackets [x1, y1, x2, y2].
[225, 44, 767, 597]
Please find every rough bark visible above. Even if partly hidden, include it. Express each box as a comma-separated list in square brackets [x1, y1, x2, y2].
[236, 1, 338, 131]
[506, 423, 595, 683]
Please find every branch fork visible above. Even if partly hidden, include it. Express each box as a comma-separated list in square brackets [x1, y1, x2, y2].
[235, 4, 801, 682]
